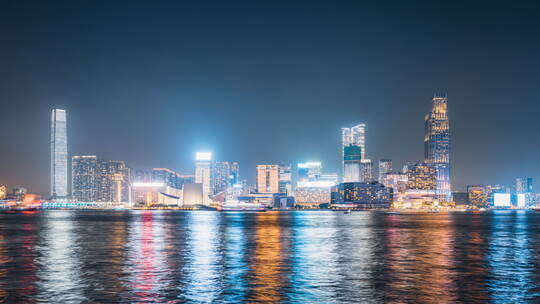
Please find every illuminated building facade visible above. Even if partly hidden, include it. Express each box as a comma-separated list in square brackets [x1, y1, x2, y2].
[342, 124, 365, 182]
[195, 152, 213, 198]
[405, 161, 436, 190]
[343, 145, 361, 182]
[132, 182, 181, 206]
[516, 177, 533, 193]
[182, 183, 203, 205]
[278, 163, 292, 195]
[51, 109, 68, 198]
[361, 159, 374, 182]
[212, 161, 239, 194]
[152, 168, 182, 189]
[297, 162, 322, 182]
[424, 94, 451, 201]
[256, 165, 280, 193]
[380, 171, 407, 192]
[378, 159, 392, 183]
[97, 160, 131, 203]
[0, 185, 7, 200]
[295, 180, 336, 206]
[342, 124, 366, 159]
[72, 155, 99, 202]
[331, 182, 392, 209]
[515, 178, 534, 206]
[467, 185, 489, 207]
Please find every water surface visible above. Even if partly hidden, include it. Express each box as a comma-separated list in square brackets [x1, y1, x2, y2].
[0, 210, 539, 303]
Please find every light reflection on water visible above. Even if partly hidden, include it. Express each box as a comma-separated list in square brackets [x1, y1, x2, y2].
[0, 210, 539, 303]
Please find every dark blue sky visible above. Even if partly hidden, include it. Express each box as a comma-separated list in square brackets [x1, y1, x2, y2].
[1, 0, 539, 193]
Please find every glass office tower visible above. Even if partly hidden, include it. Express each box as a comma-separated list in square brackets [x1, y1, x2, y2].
[424, 94, 451, 201]
[51, 109, 68, 198]
[342, 124, 365, 182]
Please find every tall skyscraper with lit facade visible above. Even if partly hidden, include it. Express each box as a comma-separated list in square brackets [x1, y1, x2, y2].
[51, 109, 68, 198]
[342, 124, 366, 159]
[256, 165, 279, 193]
[424, 94, 451, 201]
[342, 124, 365, 182]
[195, 152, 213, 198]
[343, 145, 361, 182]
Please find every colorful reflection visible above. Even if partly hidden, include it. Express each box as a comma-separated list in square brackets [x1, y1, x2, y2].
[384, 213, 457, 303]
[333, 212, 377, 302]
[289, 211, 340, 303]
[221, 212, 248, 302]
[487, 210, 539, 302]
[246, 211, 287, 303]
[183, 211, 222, 303]
[36, 210, 85, 302]
[123, 211, 171, 303]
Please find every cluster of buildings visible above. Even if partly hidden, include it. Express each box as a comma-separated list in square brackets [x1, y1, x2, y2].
[3, 94, 528, 210]
[460, 177, 537, 209]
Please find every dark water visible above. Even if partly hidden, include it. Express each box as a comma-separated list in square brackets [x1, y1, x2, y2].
[0, 210, 540, 303]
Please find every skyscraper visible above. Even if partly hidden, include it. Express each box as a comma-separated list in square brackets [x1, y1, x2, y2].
[278, 163, 292, 195]
[360, 159, 374, 182]
[516, 178, 533, 193]
[378, 159, 392, 183]
[256, 165, 279, 193]
[51, 109, 68, 198]
[342, 124, 366, 159]
[72, 155, 98, 202]
[212, 161, 239, 194]
[342, 124, 365, 182]
[343, 145, 361, 182]
[195, 152, 213, 198]
[424, 94, 451, 201]
[97, 160, 130, 202]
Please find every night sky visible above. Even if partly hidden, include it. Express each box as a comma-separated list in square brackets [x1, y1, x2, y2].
[1, 1, 539, 193]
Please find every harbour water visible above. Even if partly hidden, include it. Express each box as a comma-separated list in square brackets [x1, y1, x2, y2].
[0, 210, 539, 303]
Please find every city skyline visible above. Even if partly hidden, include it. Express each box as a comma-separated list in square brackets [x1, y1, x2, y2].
[1, 1, 540, 193]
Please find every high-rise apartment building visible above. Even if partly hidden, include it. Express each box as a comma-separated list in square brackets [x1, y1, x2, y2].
[97, 160, 131, 203]
[378, 159, 392, 183]
[51, 109, 68, 198]
[424, 94, 451, 201]
[256, 165, 279, 193]
[72, 155, 98, 202]
[72, 156, 130, 203]
[195, 152, 213, 197]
